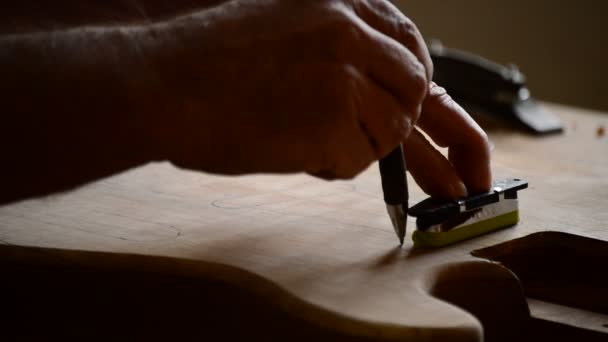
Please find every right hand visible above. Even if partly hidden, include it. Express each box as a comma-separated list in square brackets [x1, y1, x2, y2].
[142, 0, 431, 179]
[141, 0, 490, 199]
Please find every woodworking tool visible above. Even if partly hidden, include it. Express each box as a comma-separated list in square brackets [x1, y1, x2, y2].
[379, 144, 408, 246]
[408, 178, 528, 247]
[429, 41, 563, 135]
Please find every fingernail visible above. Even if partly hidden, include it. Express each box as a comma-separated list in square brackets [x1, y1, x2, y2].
[449, 181, 468, 199]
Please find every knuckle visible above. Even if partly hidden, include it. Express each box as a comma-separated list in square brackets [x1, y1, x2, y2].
[333, 62, 360, 81]
[379, 113, 413, 158]
[323, 64, 362, 109]
[335, 15, 364, 42]
[411, 61, 429, 99]
[431, 87, 452, 110]
[396, 17, 419, 48]
[396, 18, 433, 78]
[395, 114, 413, 140]
[407, 64, 428, 122]
[472, 129, 491, 152]
[401, 18, 419, 39]
[323, 10, 367, 56]
[428, 82, 448, 98]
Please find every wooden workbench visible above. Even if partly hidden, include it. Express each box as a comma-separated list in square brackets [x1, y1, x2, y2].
[1, 103, 607, 341]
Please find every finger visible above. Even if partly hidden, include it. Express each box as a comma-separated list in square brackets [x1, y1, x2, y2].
[309, 71, 379, 180]
[417, 83, 492, 194]
[358, 74, 413, 158]
[310, 126, 376, 180]
[403, 129, 467, 199]
[349, 17, 428, 123]
[351, 0, 433, 80]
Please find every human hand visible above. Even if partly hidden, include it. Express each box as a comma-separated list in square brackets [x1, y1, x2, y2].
[405, 83, 491, 199]
[144, 0, 430, 179]
[142, 0, 490, 198]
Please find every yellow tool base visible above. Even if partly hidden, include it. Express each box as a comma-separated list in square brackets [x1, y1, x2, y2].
[412, 211, 519, 248]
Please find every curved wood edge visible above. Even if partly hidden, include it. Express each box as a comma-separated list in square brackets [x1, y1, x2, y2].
[1, 244, 481, 341]
[421, 260, 532, 342]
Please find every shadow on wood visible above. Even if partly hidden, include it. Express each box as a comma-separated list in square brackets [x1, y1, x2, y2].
[1, 245, 392, 341]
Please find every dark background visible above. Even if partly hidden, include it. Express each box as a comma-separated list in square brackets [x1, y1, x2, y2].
[3, 1, 606, 112]
[397, 0, 608, 112]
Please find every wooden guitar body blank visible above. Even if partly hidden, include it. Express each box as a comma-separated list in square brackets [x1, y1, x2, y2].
[1, 103, 607, 340]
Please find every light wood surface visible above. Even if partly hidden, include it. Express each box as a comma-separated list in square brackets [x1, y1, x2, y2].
[1, 103, 607, 340]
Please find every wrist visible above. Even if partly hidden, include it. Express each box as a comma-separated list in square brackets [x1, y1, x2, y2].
[3, 25, 169, 180]
[138, 13, 224, 170]
[119, 24, 175, 163]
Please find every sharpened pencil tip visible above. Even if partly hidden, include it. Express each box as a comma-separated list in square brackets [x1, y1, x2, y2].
[386, 204, 407, 246]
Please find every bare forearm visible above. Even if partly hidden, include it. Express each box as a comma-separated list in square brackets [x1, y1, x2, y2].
[0, 0, 492, 206]
[0, 24, 164, 204]
[0, 0, 227, 34]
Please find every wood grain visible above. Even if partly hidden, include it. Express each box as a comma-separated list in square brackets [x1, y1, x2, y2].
[1, 103, 607, 340]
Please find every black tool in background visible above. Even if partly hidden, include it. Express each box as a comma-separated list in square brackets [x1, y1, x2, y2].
[378, 145, 408, 245]
[429, 41, 563, 135]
